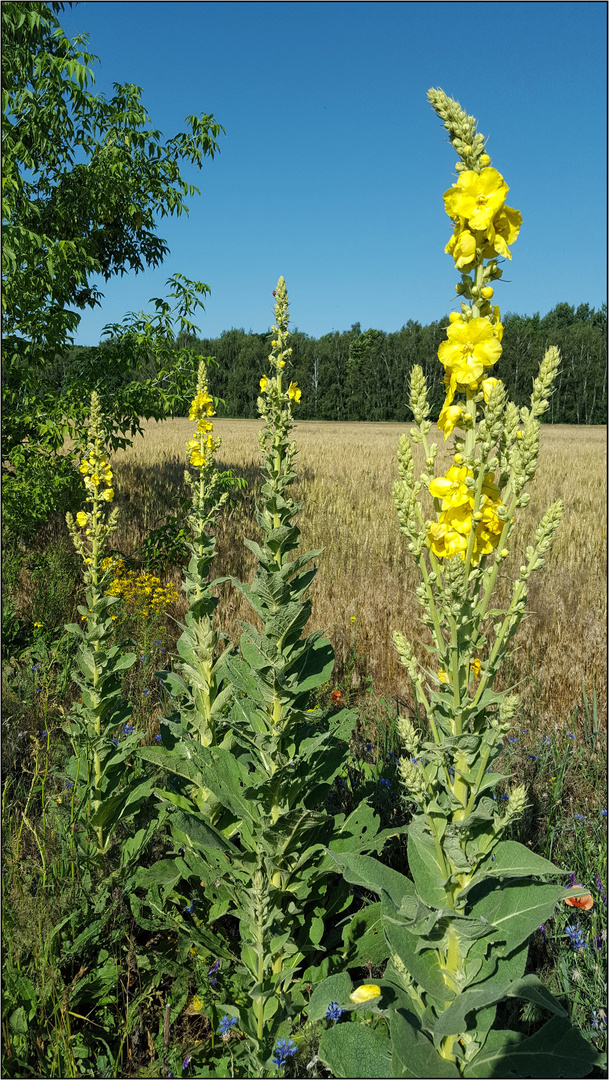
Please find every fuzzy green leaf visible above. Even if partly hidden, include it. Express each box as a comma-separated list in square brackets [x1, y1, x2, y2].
[329, 851, 414, 909]
[319, 1022, 392, 1079]
[476, 840, 563, 881]
[341, 902, 389, 968]
[468, 879, 569, 952]
[464, 1017, 606, 1078]
[390, 1007, 460, 1078]
[407, 817, 449, 908]
[308, 972, 355, 1021]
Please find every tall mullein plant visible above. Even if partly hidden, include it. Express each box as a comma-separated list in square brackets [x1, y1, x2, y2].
[314, 92, 604, 1080]
[139, 280, 394, 1077]
[157, 360, 233, 758]
[65, 393, 139, 860]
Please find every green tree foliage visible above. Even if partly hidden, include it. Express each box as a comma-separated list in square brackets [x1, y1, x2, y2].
[2, 1, 224, 538]
[122, 302, 603, 425]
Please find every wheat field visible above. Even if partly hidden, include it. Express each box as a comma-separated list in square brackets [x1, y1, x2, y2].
[110, 419, 607, 735]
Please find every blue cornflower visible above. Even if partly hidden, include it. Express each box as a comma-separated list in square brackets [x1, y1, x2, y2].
[365, 742, 373, 751]
[542, 736, 551, 743]
[501, 794, 509, 800]
[111, 737, 118, 745]
[387, 751, 396, 761]
[31, 664, 41, 671]
[153, 640, 163, 646]
[142, 689, 150, 695]
[63, 780, 74, 789]
[574, 813, 585, 820]
[528, 754, 538, 760]
[272, 1037, 297, 1067]
[379, 777, 390, 787]
[326, 1002, 344, 1021]
[521, 728, 528, 733]
[36, 687, 43, 693]
[507, 737, 517, 743]
[41, 730, 48, 738]
[218, 1015, 237, 1037]
[567, 733, 575, 739]
[565, 924, 586, 951]
[601, 809, 607, 818]
[184, 901, 194, 914]
[124, 723, 135, 735]
[140, 655, 147, 661]
[155, 733, 162, 742]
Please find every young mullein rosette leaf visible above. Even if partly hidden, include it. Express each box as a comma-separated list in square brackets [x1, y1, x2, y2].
[316, 92, 604, 1080]
[140, 280, 395, 1077]
[155, 360, 234, 754]
[65, 392, 144, 860]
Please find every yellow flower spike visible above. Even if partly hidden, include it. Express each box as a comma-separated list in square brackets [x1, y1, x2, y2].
[350, 984, 381, 1004]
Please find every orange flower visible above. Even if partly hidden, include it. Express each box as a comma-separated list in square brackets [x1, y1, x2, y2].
[564, 893, 594, 910]
[332, 690, 342, 703]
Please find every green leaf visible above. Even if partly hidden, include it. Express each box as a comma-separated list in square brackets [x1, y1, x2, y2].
[407, 817, 448, 908]
[390, 1007, 460, 1078]
[434, 974, 567, 1042]
[308, 972, 354, 1021]
[341, 902, 389, 968]
[383, 921, 453, 1003]
[319, 1022, 392, 1079]
[475, 840, 563, 881]
[468, 879, 569, 952]
[465, 1018, 606, 1079]
[329, 852, 414, 909]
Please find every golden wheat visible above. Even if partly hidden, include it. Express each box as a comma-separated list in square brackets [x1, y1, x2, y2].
[110, 419, 607, 734]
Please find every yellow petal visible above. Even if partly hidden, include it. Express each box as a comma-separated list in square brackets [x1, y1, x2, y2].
[350, 984, 381, 1004]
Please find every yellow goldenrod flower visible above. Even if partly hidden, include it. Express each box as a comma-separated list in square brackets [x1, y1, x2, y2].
[288, 381, 301, 403]
[443, 167, 509, 231]
[350, 984, 381, 1004]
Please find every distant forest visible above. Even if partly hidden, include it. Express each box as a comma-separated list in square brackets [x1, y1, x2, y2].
[70, 301, 607, 425]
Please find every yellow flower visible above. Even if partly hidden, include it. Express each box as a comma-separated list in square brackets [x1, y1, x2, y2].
[438, 401, 465, 441]
[429, 464, 470, 509]
[438, 317, 502, 392]
[288, 381, 301, 403]
[470, 658, 481, 678]
[79, 461, 90, 475]
[482, 204, 522, 261]
[438, 670, 450, 683]
[481, 286, 494, 300]
[34, 621, 43, 628]
[189, 391, 215, 421]
[443, 167, 509, 231]
[445, 221, 477, 269]
[260, 375, 269, 393]
[481, 377, 502, 403]
[101, 488, 114, 502]
[428, 518, 469, 559]
[76, 511, 88, 527]
[279, 359, 286, 369]
[350, 984, 381, 1004]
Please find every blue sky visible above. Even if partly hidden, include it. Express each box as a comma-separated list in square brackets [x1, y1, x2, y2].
[59, 1, 607, 344]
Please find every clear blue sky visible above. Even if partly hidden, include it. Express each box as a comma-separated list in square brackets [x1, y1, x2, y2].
[60, 1, 607, 344]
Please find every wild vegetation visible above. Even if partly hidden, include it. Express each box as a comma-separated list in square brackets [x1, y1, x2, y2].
[2, 5, 606, 1078]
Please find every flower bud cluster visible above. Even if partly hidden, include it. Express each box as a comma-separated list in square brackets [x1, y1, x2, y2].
[397, 715, 421, 757]
[398, 756, 427, 804]
[66, 392, 119, 581]
[531, 346, 561, 420]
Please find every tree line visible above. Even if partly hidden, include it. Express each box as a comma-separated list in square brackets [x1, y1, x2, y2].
[83, 300, 604, 425]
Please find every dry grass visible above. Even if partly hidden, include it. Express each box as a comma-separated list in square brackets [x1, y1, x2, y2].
[110, 419, 607, 736]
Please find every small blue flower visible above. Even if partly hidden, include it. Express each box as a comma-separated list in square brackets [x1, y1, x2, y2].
[567, 733, 576, 739]
[527, 754, 538, 760]
[501, 794, 509, 800]
[386, 751, 396, 761]
[379, 778, 390, 787]
[539, 923, 546, 937]
[326, 1001, 344, 1021]
[365, 741, 373, 751]
[140, 655, 147, 661]
[507, 737, 517, 743]
[521, 728, 528, 734]
[565, 924, 586, 951]
[123, 724, 135, 735]
[111, 737, 118, 745]
[601, 809, 607, 818]
[574, 813, 585, 820]
[41, 730, 48, 738]
[182, 1056, 191, 1070]
[542, 736, 551, 743]
[218, 1015, 237, 1037]
[155, 733, 162, 742]
[153, 640, 163, 646]
[142, 689, 150, 695]
[272, 1037, 297, 1067]
[184, 901, 194, 914]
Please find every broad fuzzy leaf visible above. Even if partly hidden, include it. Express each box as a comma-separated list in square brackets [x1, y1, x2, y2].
[319, 1023, 392, 1079]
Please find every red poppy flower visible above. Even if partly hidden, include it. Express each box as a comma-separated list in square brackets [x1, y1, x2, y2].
[332, 690, 342, 703]
[564, 894, 594, 910]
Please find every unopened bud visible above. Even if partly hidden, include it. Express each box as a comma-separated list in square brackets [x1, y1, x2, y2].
[480, 154, 491, 167]
[481, 286, 494, 299]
